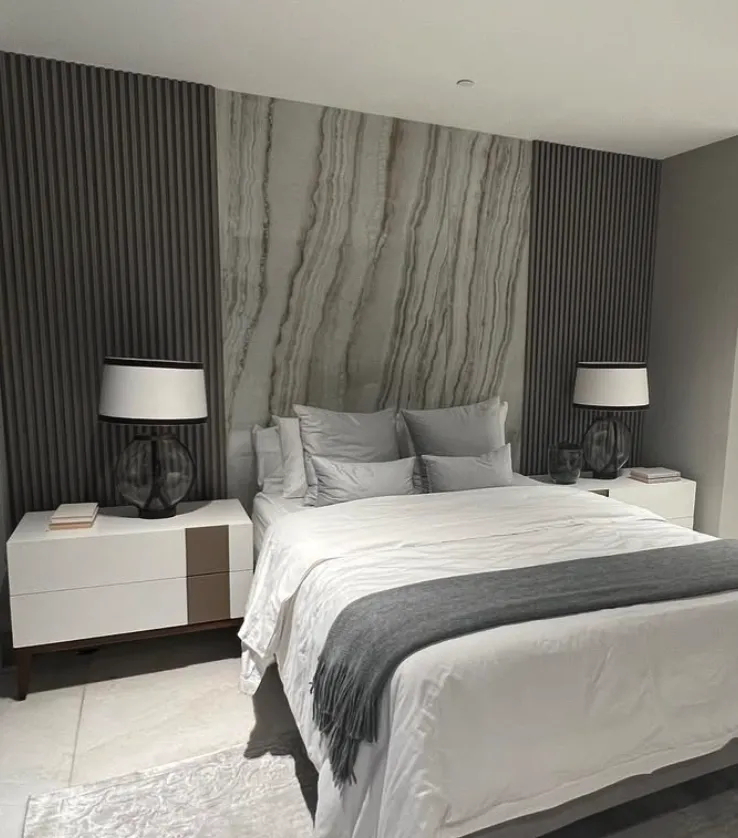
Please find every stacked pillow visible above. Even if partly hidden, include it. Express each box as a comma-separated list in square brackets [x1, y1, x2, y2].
[421, 447, 513, 493]
[400, 397, 513, 492]
[293, 406, 398, 501]
[251, 397, 513, 507]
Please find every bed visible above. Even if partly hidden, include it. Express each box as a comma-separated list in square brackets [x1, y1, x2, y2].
[240, 483, 738, 838]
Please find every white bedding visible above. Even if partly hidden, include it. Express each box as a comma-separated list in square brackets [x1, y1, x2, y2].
[252, 475, 540, 551]
[251, 493, 306, 553]
[239, 485, 738, 838]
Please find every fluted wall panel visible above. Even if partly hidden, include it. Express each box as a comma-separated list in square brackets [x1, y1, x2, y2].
[520, 142, 660, 475]
[0, 52, 225, 525]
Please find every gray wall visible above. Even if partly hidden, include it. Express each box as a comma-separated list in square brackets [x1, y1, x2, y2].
[0, 52, 227, 525]
[0, 52, 665, 525]
[521, 142, 661, 475]
[643, 136, 738, 535]
[0, 392, 9, 666]
[218, 91, 531, 504]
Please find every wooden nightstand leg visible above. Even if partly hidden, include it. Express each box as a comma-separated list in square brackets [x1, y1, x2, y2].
[15, 649, 31, 701]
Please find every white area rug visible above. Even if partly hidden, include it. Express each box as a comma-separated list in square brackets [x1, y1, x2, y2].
[23, 735, 738, 838]
[24, 745, 314, 838]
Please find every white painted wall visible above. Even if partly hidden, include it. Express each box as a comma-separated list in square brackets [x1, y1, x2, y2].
[3, 0, 738, 158]
[643, 136, 738, 535]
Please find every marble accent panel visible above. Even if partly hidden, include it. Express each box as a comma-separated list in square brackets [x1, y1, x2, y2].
[217, 91, 531, 504]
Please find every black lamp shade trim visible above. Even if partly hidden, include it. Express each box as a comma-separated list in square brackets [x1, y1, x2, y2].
[103, 357, 204, 370]
[98, 414, 208, 425]
[575, 362, 647, 369]
[573, 403, 649, 411]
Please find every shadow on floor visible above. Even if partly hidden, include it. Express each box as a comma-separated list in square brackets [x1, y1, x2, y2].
[547, 765, 738, 838]
[245, 665, 318, 819]
[0, 628, 242, 698]
[0, 648, 91, 697]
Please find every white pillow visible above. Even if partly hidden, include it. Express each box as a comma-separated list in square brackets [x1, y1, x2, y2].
[273, 416, 308, 499]
[252, 425, 283, 494]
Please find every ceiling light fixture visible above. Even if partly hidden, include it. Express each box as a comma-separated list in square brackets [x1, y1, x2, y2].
[456, 79, 475, 88]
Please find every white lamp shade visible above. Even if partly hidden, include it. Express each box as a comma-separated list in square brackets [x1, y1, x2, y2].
[98, 358, 208, 424]
[573, 363, 649, 410]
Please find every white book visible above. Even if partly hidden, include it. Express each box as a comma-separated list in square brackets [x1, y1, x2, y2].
[629, 474, 681, 484]
[630, 467, 681, 481]
[50, 502, 99, 524]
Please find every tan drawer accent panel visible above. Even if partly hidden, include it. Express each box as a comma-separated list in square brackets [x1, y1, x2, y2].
[186, 526, 229, 576]
[187, 572, 230, 624]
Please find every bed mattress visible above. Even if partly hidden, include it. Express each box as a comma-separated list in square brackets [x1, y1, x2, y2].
[239, 485, 738, 838]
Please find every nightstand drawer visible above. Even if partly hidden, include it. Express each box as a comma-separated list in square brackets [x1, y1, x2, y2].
[10, 578, 187, 647]
[668, 516, 694, 529]
[229, 570, 252, 618]
[6, 499, 253, 699]
[609, 481, 696, 519]
[8, 530, 184, 595]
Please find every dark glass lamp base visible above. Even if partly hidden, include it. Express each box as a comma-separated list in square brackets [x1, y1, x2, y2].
[582, 418, 631, 480]
[115, 433, 195, 518]
[591, 467, 621, 480]
[138, 506, 178, 519]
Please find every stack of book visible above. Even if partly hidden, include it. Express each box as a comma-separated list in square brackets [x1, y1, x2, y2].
[629, 467, 681, 484]
[49, 502, 99, 530]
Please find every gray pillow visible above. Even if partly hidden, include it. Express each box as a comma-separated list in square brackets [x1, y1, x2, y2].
[294, 405, 400, 503]
[401, 398, 507, 456]
[312, 456, 417, 507]
[422, 444, 513, 493]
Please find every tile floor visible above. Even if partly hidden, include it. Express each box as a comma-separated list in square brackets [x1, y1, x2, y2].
[0, 629, 254, 838]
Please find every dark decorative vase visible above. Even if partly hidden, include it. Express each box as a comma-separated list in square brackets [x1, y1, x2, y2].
[115, 433, 195, 518]
[581, 417, 631, 479]
[548, 442, 584, 485]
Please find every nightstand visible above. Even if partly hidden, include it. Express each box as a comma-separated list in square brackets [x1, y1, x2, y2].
[531, 469, 696, 528]
[7, 499, 252, 700]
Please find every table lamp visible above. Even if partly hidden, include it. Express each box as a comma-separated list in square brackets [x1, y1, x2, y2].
[98, 357, 207, 518]
[573, 362, 649, 479]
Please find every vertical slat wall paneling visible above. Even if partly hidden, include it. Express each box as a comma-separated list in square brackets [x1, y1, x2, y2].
[0, 52, 226, 525]
[520, 142, 660, 475]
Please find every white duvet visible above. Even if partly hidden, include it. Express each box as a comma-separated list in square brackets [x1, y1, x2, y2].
[239, 485, 738, 838]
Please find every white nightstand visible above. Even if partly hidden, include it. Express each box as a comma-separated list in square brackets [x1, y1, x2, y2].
[531, 469, 696, 529]
[7, 499, 252, 700]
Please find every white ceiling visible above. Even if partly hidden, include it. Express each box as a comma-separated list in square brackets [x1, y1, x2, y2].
[1, 0, 737, 159]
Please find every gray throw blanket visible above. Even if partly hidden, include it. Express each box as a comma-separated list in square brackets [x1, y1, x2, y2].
[312, 539, 738, 786]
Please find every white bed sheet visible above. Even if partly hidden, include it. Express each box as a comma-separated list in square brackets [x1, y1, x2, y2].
[251, 493, 306, 553]
[252, 475, 539, 552]
[239, 485, 738, 838]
